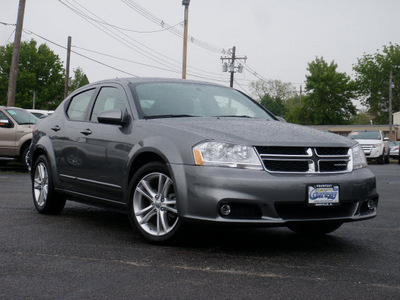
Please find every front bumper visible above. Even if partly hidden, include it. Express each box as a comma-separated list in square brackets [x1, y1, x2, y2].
[170, 164, 378, 225]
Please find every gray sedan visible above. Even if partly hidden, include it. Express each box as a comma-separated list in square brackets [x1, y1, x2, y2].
[29, 78, 378, 243]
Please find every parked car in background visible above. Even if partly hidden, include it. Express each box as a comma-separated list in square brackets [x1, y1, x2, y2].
[389, 141, 399, 159]
[0, 106, 38, 168]
[27, 109, 54, 119]
[29, 78, 378, 244]
[348, 130, 390, 164]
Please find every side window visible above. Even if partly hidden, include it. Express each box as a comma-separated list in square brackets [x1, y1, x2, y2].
[90, 87, 126, 122]
[0, 111, 9, 121]
[67, 89, 95, 121]
[0, 111, 12, 128]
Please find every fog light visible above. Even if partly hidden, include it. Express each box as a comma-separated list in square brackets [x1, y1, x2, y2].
[367, 200, 376, 210]
[220, 204, 231, 216]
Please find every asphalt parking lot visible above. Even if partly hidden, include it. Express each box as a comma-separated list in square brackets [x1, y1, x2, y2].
[0, 162, 399, 299]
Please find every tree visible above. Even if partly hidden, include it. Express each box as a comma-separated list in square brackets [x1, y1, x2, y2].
[353, 112, 371, 125]
[69, 67, 89, 93]
[0, 39, 65, 109]
[293, 57, 357, 125]
[249, 79, 297, 103]
[260, 93, 288, 117]
[353, 43, 400, 124]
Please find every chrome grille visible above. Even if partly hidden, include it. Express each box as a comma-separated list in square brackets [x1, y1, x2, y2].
[255, 146, 351, 174]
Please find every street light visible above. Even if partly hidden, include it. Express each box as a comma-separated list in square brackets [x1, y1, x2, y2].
[182, 0, 190, 79]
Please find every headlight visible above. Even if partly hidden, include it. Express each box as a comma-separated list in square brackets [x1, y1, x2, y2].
[352, 144, 367, 170]
[193, 141, 263, 170]
[371, 143, 382, 148]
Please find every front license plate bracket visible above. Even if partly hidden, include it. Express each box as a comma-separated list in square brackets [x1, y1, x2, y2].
[307, 184, 339, 206]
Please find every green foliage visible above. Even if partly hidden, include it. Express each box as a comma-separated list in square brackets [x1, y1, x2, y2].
[69, 67, 89, 93]
[0, 39, 65, 109]
[353, 43, 400, 124]
[352, 112, 371, 125]
[291, 57, 357, 125]
[260, 93, 288, 117]
[250, 79, 296, 103]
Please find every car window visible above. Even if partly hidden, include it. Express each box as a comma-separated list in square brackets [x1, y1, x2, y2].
[90, 87, 126, 122]
[0, 111, 9, 121]
[134, 83, 274, 119]
[67, 89, 95, 121]
[348, 131, 381, 140]
[5, 109, 38, 125]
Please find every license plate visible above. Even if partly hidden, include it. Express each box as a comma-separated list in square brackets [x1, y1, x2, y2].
[308, 184, 339, 206]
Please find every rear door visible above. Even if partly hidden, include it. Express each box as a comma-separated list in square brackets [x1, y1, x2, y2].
[51, 88, 96, 186]
[66, 85, 134, 202]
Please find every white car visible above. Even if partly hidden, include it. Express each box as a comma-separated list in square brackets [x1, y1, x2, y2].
[27, 109, 54, 119]
[348, 131, 390, 164]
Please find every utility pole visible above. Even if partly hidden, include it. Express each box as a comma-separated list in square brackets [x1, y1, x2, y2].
[64, 36, 72, 99]
[7, 0, 26, 107]
[389, 70, 394, 141]
[221, 46, 247, 88]
[182, 0, 190, 79]
[300, 85, 303, 105]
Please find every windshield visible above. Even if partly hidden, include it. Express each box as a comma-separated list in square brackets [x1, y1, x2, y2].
[133, 83, 274, 120]
[6, 109, 38, 125]
[348, 131, 381, 140]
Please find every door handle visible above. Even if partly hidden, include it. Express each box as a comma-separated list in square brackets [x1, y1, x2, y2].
[80, 129, 92, 136]
[51, 125, 60, 132]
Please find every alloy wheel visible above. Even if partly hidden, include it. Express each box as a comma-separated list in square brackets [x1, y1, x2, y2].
[33, 162, 49, 207]
[133, 172, 179, 237]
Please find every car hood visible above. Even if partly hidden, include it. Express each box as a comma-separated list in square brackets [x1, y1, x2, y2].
[146, 118, 356, 148]
[350, 138, 382, 145]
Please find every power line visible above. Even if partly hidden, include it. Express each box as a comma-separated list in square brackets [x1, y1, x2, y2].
[59, 0, 224, 79]
[22, 29, 139, 77]
[121, 0, 225, 54]
[59, 0, 181, 72]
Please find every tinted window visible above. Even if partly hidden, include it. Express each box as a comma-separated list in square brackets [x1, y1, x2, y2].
[90, 87, 126, 122]
[67, 89, 95, 121]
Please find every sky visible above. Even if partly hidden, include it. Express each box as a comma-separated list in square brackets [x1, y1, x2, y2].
[1, 0, 400, 98]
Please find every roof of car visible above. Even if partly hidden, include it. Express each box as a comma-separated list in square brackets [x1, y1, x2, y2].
[88, 77, 225, 87]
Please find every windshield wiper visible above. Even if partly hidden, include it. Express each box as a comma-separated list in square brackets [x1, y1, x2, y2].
[144, 114, 199, 119]
[212, 115, 253, 118]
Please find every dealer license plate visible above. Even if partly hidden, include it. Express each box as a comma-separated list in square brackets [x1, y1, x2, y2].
[308, 184, 339, 206]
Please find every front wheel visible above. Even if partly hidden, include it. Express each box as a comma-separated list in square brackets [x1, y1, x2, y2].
[287, 221, 343, 235]
[32, 155, 66, 214]
[377, 152, 385, 164]
[128, 162, 182, 243]
[20, 146, 30, 170]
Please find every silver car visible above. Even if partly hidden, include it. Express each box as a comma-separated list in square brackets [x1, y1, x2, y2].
[389, 141, 399, 158]
[29, 78, 378, 243]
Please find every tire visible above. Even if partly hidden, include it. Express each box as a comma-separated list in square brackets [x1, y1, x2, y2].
[384, 153, 390, 164]
[32, 155, 66, 215]
[20, 146, 30, 170]
[377, 152, 385, 164]
[128, 162, 181, 244]
[287, 221, 343, 236]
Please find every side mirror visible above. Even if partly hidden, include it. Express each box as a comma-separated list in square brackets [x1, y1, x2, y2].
[383, 137, 389, 141]
[97, 109, 124, 125]
[0, 119, 10, 128]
